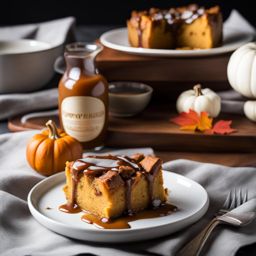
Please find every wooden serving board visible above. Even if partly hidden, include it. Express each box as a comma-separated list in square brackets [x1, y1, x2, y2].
[96, 46, 231, 100]
[8, 105, 256, 153]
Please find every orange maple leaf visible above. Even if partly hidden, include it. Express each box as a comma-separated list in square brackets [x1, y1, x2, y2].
[206, 120, 237, 135]
[170, 109, 213, 132]
[197, 112, 213, 131]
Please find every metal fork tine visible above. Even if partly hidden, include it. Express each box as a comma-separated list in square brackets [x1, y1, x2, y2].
[218, 188, 248, 217]
[223, 190, 231, 209]
[243, 189, 248, 203]
[238, 188, 243, 206]
[236, 188, 240, 206]
[230, 188, 237, 209]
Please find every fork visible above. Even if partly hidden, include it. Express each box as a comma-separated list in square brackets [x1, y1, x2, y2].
[218, 188, 248, 216]
[176, 188, 248, 256]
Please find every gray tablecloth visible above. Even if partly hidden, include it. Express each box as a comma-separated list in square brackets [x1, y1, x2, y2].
[0, 130, 255, 256]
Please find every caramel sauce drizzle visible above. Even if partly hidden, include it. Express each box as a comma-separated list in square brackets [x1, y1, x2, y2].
[133, 4, 206, 46]
[136, 16, 143, 47]
[81, 203, 177, 229]
[125, 179, 133, 215]
[59, 203, 81, 214]
[66, 155, 143, 215]
[147, 4, 205, 24]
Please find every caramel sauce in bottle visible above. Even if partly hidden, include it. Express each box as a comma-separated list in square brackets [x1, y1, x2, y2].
[58, 43, 108, 149]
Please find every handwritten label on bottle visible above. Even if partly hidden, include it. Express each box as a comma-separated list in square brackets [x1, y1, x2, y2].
[61, 96, 105, 142]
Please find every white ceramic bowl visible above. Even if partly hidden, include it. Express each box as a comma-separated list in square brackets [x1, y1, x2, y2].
[0, 39, 62, 93]
[109, 82, 153, 117]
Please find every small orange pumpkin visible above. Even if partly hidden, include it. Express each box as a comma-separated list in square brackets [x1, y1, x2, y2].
[26, 120, 83, 176]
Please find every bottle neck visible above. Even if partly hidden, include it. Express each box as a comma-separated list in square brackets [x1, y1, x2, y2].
[64, 43, 103, 76]
[65, 54, 97, 76]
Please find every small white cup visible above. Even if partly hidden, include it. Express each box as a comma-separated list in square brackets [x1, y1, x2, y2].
[109, 82, 153, 117]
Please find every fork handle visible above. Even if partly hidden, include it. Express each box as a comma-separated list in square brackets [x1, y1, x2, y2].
[176, 218, 221, 256]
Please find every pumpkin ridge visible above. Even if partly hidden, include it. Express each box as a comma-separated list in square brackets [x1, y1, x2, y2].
[35, 138, 54, 175]
[243, 50, 255, 98]
[53, 138, 58, 173]
[53, 138, 68, 173]
[236, 48, 253, 97]
[232, 47, 248, 92]
[250, 55, 256, 98]
[29, 135, 46, 169]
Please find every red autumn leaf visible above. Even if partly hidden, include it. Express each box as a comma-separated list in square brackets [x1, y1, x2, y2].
[171, 109, 199, 130]
[206, 120, 236, 135]
[170, 109, 212, 132]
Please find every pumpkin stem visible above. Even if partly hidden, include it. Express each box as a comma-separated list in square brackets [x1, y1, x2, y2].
[46, 120, 60, 139]
[194, 84, 203, 97]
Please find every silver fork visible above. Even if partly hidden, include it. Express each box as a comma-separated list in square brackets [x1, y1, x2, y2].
[218, 188, 248, 216]
[176, 188, 249, 256]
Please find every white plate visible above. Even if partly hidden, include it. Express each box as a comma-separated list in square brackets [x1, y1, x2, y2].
[28, 171, 209, 243]
[100, 27, 253, 57]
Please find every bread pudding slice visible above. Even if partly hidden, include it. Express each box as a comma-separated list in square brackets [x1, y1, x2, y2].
[127, 4, 222, 49]
[63, 154, 167, 219]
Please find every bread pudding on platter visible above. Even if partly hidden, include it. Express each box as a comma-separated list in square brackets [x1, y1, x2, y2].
[127, 4, 222, 49]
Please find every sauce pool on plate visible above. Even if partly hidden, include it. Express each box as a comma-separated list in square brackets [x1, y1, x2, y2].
[59, 202, 177, 229]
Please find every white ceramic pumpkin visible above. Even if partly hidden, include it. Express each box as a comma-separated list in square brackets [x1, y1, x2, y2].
[176, 84, 221, 117]
[244, 101, 256, 122]
[227, 42, 256, 98]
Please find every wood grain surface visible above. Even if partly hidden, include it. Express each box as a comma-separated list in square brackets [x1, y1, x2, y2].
[8, 104, 256, 153]
[97, 47, 230, 82]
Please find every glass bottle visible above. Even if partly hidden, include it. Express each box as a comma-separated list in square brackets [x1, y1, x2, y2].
[58, 42, 108, 149]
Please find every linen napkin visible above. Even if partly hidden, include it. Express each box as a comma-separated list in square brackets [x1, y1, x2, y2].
[0, 17, 76, 47]
[0, 89, 58, 121]
[0, 130, 256, 256]
[219, 90, 248, 115]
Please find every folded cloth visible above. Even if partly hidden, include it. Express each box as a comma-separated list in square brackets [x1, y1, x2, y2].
[0, 88, 58, 121]
[0, 131, 255, 256]
[218, 89, 245, 114]
[225, 10, 255, 35]
[0, 17, 76, 47]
